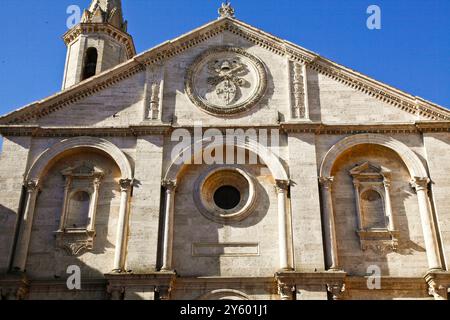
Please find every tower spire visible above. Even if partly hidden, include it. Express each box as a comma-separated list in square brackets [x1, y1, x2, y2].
[62, 0, 135, 89]
[83, 0, 127, 31]
[218, 1, 235, 19]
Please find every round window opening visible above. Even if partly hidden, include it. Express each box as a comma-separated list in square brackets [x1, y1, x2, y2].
[194, 167, 257, 224]
[214, 185, 241, 210]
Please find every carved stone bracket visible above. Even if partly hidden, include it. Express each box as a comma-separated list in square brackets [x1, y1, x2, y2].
[0, 274, 29, 300]
[55, 229, 96, 256]
[326, 282, 346, 300]
[424, 270, 450, 300]
[277, 280, 296, 301]
[107, 285, 125, 300]
[360, 238, 399, 254]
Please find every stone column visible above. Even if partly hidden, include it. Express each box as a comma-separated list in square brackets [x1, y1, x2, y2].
[383, 179, 395, 231]
[113, 179, 133, 272]
[276, 180, 292, 271]
[161, 180, 177, 271]
[58, 176, 72, 231]
[87, 177, 102, 231]
[352, 181, 363, 231]
[319, 177, 340, 270]
[13, 180, 40, 271]
[410, 177, 443, 271]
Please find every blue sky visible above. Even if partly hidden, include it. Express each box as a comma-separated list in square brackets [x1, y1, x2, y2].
[0, 0, 449, 116]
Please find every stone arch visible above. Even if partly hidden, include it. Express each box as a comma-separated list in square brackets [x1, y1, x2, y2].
[164, 137, 288, 182]
[319, 133, 428, 179]
[198, 289, 250, 300]
[26, 136, 133, 183]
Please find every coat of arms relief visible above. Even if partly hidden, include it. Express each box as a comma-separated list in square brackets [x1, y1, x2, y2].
[186, 47, 267, 115]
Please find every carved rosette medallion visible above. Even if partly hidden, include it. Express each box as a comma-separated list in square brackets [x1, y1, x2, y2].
[186, 47, 267, 115]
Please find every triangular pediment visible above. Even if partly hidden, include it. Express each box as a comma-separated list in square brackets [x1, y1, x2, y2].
[0, 17, 449, 126]
[350, 162, 391, 181]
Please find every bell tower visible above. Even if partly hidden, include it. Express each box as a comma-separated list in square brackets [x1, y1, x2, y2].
[61, 0, 136, 90]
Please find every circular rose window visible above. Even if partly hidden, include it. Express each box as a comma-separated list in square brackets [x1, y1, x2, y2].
[193, 167, 256, 224]
[185, 47, 267, 115]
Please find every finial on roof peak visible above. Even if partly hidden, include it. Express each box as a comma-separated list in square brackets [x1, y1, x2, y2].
[218, 1, 235, 19]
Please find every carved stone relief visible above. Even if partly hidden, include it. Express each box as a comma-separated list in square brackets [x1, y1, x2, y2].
[186, 47, 267, 115]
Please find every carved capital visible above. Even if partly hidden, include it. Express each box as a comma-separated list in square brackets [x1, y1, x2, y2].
[119, 178, 133, 192]
[24, 180, 39, 193]
[424, 272, 448, 300]
[326, 282, 345, 300]
[410, 177, 430, 192]
[162, 179, 177, 192]
[427, 279, 446, 300]
[319, 176, 334, 189]
[93, 177, 102, 188]
[275, 180, 290, 193]
[107, 285, 125, 300]
[155, 285, 172, 300]
[277, 281, 295, 300]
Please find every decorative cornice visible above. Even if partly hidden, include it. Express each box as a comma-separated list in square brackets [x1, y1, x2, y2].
[63, 22, 135, 58]
[1, 18, 449, 125]
[0, 124, 172, 137]
[2, 121, 450, 138]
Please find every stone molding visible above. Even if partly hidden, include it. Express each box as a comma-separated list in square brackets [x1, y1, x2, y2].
[1, 18, 449, 125]
[193, 166, 257, 224]
[164, 137, 289, 182]
[2, 122, 450, 139]
[319, 133, 429, 179]
[199, 289, 250, 300]
[63, 22, 135, 58]
[25, 136, 133, 183]
[105, 271, 176, 300]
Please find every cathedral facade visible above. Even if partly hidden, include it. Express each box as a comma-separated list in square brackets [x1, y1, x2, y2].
[0, 1, 450, 300]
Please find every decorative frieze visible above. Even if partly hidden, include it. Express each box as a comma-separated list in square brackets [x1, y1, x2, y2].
[144, 64, 164, 121]
[289, 61, 308, 119]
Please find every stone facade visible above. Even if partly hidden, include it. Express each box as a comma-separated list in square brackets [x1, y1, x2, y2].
[0, 1, 450, 300]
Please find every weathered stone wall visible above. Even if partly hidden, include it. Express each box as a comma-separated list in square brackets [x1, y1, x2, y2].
[172, 163, 279, 277]
[423, 132, 450, 269]
[26, 150, 121, 279]
[0, 136, 32, 273]
[126, 135, 164, 273]
[330, 143, 428, 276]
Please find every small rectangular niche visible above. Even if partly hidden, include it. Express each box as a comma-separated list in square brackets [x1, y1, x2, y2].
[192, 243, 260, 257]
